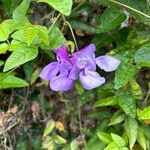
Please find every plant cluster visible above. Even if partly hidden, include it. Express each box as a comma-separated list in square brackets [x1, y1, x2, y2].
[0, 0, 149, 150]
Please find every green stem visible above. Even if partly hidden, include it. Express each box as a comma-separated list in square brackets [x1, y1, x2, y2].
[78, 104, 87, 149]
[49, 13, 61, 32]
[62, 15, 79, 51]
[72, 0, 86, 12]
[109, 0, 150, 19]
[78, 106, 83, 135]
[65, 21, 79, 51]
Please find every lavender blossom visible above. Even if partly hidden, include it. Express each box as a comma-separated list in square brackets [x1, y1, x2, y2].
[40, 44, 121, 91]
[40, 45, 74, 91]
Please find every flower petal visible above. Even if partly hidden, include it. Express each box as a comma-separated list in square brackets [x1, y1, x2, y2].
[86, 57, 96, 71]
[69, 65, 81, 80]
[96, 56, 121, 72]
[40, 62, 59, 80]
[59, 62, 72, 75]
[69, 57, 96, 80]
[76, 57, 96, 70]
[50, 74, 74, 91]
[79, 69, 105, 90]
[56, 45, 71, 63]
[73, 44, 96, 58]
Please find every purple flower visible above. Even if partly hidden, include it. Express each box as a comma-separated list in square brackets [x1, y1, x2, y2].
[40, 44, 121, 91]
[40, 45, 74, 91]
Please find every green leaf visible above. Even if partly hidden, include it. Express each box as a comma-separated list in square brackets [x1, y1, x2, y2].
[114, 45, 135, 63]
[0, 20, 14, 41]
[74, 81, 85, 95]
[4, 44, 38, 72]
[98, 0, 150, 25]
[90, 110, 112, 120]
[0, 74, 29, 89]
[9, 40, 26, 51]
[70, 140, 79, 150]
[30, 68, 41, 85]
[2, 0, 21, 14]
[111, 133, 126, 147]
[120, 148, 129, 150]
[87, 131, 105, 150]
[97, 7, 126, 33]
[32, 136, 41, 150]
[11, 27, 39, 46]
[43, 120, 55, 137]
[0, 43, 9, 54]
[96, 83, 115, 99]
[23, 61, 35, 81]
[41, 26, 66, 49]
[97, 0, 109, 5]
[113, 28, 130, 47]
[48, 27, 66, 49]
[13, 0, 30, 24]
[92, 33, 113, 49]
[38, 0, 73, 16]
[130, 79, 142, 99]
[79, 90, 95, 107]
[139, 106, 150, 120]
[16, 140, 28, 150]
[127, 29, 150, 47]
[42, 136, 54, 149]
[0, 21, 9, 40]
[24, 26, 37, 46]
[11, 29, 28, 43]
[94, 96, 118, 108]
[35, 25, 49, 46]
[122, 132, 129, 146]
[115, 62, 138, 89]
[143, 125, 150, 141]
[0, 60, 4, 67]
[104, 142, 120, 150]
[97, 132, 112, 144]
[134, 44, 150, 67]
[137, 127, 147, 150]
[69, 20, 96, 33]
[119, 0, 150, 25]
[109, 110, 125, 126]
[54, 135, 67, 144]
[117, 90, 136, 118]
[125, 116, 138, 149]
